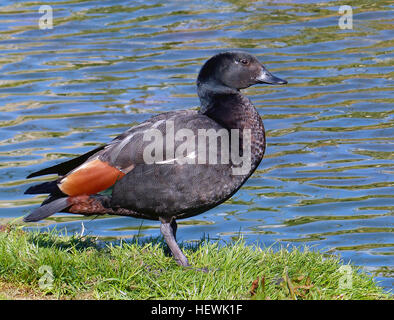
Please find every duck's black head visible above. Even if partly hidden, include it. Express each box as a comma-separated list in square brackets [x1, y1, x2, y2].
[197, 51, 287, 111]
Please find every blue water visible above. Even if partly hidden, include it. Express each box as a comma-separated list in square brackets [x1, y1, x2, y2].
[0, 0, 392, 291]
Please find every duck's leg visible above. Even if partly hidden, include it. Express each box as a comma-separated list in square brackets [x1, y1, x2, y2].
[160, 217, 189, 267]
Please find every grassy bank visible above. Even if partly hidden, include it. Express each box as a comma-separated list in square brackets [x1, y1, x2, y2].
[0, 224, 390, 300]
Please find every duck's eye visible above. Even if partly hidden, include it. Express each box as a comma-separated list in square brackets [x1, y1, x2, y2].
[240, 59, 249, 65]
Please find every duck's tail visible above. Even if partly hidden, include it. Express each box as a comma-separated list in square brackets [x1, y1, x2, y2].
[23, 197, 69, 222]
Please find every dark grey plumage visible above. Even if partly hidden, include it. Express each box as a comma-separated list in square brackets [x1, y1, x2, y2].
[23, 51, 287, 266]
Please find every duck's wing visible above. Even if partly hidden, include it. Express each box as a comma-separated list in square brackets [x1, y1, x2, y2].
[110, 113, 243, 218]
[23, 110, 230, 222]
[25, 121, 153, 180]
[25, 110, 198, 197]
[26, 145, 105, 179]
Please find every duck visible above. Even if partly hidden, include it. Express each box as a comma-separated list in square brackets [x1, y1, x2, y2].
[23, 51, 287, 267]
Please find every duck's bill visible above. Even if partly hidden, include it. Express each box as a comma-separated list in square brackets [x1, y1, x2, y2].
[256, 69, 287, 85]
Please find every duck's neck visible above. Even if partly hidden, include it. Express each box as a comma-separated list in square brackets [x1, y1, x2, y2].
[197, 83, 266, 172]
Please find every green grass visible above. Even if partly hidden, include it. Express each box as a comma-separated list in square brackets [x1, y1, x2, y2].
[0, 224, 390, 300]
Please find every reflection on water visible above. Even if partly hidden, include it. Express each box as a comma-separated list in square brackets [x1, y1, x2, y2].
[0, 0, 392, 290]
